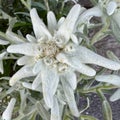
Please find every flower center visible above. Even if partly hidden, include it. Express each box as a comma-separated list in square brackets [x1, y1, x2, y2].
[39, 41, 59, 58]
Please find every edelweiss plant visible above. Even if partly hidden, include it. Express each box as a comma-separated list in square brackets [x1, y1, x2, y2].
[0, 0, 120, 120]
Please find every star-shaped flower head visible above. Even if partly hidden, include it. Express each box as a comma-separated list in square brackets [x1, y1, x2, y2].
[7, 4, 120, 117]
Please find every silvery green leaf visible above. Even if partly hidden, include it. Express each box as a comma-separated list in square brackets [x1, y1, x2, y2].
[102, 100, 112, 120]
[80, 115, 98, 120]
[6, 30, 26, 43]
[57, 4, 81, 43]
[106, 50, 120, 63]
[56, 53, 96, 76]
[106, 1, 117, 16]
[0, 39, 9, 45]
[51, 97, 61, 120]
[32, 73, 42, 90]
[0, 51, 7, 58]
[22, 82, 42, 92]
[78, 6, 102, 25]
[61, 71, 77, 90]
[20, 90, 27, 112]
[59, 101, 65, 119]
[36, 101, 50, 120]
[110, 11, 120, 42]
[0, 60, 3, 74]
[26, 34, 36, 43]
[33, 59, 43, 74]
[41, 66, 59, 108]
[0, 87, 2, 92]
[7, 43, 39, 56]
[95, 75, 120, 86]
[9, 65, 35, 86]
[57, 90, 66, 105]
[17, 56, 34, 66]
[47, 11, 57, 34]
[77, 46, 120, 70]
[2, 98, 16, 120]
[0, 9, 12, 20]
[30, 8, 52, 40]
[61, 78, 80, 117]
[110, 89, 120, 102]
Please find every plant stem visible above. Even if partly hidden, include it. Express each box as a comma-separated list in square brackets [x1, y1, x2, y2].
[43, 0, 50, 11]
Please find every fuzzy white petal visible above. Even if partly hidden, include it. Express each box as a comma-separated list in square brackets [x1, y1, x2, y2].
[9, 65, 35, 86]
[30, 8, 52, 40]
[33, 59, 43, 74]
[26, 34, 37, 43]
[51, 97, 61, 120]
[41, 66, 59, 108]
[57, 17, 65, 28]
[7, 43, 39, 56]
[95, 75, 120, 86]
[106, 1, 117, 16]
[17, 56, 34, 66]
[0, 39, 9, 45]
[56, 53, 96, 76]
[77, 46, 120, 70]
[47, 11, 57, 34]
[61, 71, 77, 90]
[6, 30, 26, 43]
[110, 89, 120, 102]
[32, 73, 42, 89]
[22, 82, 42, 92]
[2, 98, 16, 120]
[61, 79, 80, 117]
[57, 4, 81, 43]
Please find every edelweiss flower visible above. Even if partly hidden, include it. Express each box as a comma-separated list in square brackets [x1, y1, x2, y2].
[7, 3, 120, 118]
[2, 98, 16, 120]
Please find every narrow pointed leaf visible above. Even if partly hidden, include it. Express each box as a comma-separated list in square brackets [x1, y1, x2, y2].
[110, 89, 120, 102]
[102, 100, 112, 120]
[36, 101, 50, 120]
[2, 98, 16, 120]
[106, 1, 117, 15]
[95, 75, 120, 87]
